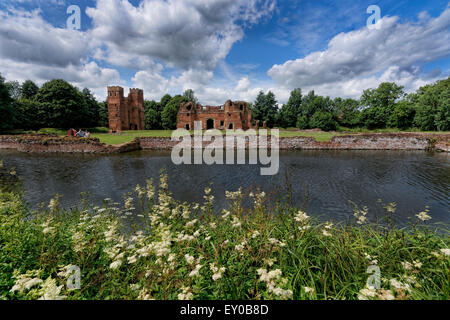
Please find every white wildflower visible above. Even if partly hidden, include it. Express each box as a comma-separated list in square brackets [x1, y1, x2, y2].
[185, 254, 195, 265]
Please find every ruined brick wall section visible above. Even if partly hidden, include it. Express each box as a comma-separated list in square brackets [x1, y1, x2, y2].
[1, 133, 448, 153]
[177, 100, 258, 130]
[107, 87, 145, 133]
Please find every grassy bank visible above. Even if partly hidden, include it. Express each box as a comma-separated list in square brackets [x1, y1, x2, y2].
[0, 169, 448, 300]
[3, 128, 449, 145]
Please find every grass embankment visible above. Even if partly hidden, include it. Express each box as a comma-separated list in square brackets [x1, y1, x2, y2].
[92, 130, 341, 144]
[3, 128, 449, 145]
[0, 168, 448, 300]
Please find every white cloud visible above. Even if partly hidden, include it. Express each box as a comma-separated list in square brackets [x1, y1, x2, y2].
[0, 9, 93, 67]
[0, 57, 121, 99]
[86, 0, 275, 71]
[268, 6, 450, 94]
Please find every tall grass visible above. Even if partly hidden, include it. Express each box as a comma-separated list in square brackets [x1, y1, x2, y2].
[0, 169, 448, 300]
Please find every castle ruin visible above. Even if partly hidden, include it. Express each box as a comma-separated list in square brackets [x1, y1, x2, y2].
[107, 86, 145, 133]
[177, 100, 259, 131]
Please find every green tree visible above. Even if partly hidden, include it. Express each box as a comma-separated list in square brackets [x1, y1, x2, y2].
[161, 95, 187, 130]
[0, 74, 16, 131]
[35, 79, 88, 129]
[160, 94, 172, 109]
[14, 99, 44, 130]
[360, 82, 405, 129]
[5, 81, 21, 101]
[413, 77, 450, 131]
[296, 115, 308, 130]
[387, 100, 415, 129]
[183, 89, 198, 103]
[81, 88, 101, 128]
[98, 101, 109, 128]
[280, 88, 302, 128]
[21, 80, 39, 99]
[334, 97, 361, 128]
[309, 111, 337, 131]
[144, 100, 162, 129]
[251, 91, 279, 128]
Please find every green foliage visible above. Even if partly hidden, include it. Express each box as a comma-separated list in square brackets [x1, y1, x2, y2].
[252, 91, 279, 128]
[21, 80, 39, 100]
[144, 100, 162, 130]
[160, 94, 172, 109]
[0, 170, 448, 300]
[309, 111, 338, 131]
[360, 82, 405, 129]
[413, 78, 450, 131]
[98, 102, 109, 128]
[81, 88, 101, 128]
[0, 74, 16, 132]
[334, 98, 361, 128]
[34, 80, 93, 129]
[388, 100, 416, 129]
[5, 81, 22, 101]
[296, 115, 308, 130]
[13, 98, 43, 130]
[161, 95, 187, 130]
[280, 88, 302, 128]
[183, 89, 198, 103]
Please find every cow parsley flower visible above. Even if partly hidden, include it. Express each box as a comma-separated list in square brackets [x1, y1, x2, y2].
[185, 254, 195, 265]
[189, 264, 202, 277]
[416, 209, 431, 222]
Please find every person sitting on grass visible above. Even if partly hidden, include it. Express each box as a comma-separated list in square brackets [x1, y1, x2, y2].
[84, 130, 91, 138]
[76, 129, 85, 138]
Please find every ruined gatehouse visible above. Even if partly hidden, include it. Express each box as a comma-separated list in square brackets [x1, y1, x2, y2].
[177, 100, 259, 131]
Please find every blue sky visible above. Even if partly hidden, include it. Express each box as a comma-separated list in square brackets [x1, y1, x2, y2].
[0, 0, 449, 104]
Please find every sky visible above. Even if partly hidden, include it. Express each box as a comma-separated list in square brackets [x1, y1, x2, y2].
[0, 0, 449, 105]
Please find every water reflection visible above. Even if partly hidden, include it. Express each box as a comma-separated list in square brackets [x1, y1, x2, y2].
[0, 150, 448, 224]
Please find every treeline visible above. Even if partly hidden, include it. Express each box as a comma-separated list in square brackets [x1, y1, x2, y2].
[251, 79, 449, 131]
[1, 74, 448, 132]
[0, 74, 192, 132]
[0, 76, 109, 132]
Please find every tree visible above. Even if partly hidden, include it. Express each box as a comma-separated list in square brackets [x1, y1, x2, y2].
[280, 88, 302, 128]
[388, 100, 415, 129]
[161, 95, 187, 130]
[251, 91, 279, 128]
[21, 80, 39, 99]
[296, 115, 308, 130]
[5, 81, 21, 101]
[144, 100, 162, 129]
[35, 79, 88, 129]
[413, 77, 450, 131]
[0, 74, 15, 131]
[334, 97, 361, 128]
[360, 82, 405, 129]
[309, 111, 337, 131]
[14, 99, 44, 130]
[183, 89, 198, 103]
[81, 88, 101, 128]
[160, 94, 172, 109]
[98, 102, 109, 128]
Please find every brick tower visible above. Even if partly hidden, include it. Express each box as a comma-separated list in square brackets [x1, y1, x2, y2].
[107, 86, 145, 133]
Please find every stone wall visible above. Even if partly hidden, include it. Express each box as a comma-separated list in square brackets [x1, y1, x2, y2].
[279, 133, 440, 150]
[0, 133, 448, 153]
[0, 135, 140, 153]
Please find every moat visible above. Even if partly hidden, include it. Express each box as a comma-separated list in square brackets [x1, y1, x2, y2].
[1, 150, 449, 224]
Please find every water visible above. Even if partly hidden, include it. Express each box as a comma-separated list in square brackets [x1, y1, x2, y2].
[1, 150, 449, 224]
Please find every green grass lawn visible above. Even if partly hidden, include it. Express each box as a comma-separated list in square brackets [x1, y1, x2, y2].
[91, 130, 345, 144]
[92, 130, 174, 145]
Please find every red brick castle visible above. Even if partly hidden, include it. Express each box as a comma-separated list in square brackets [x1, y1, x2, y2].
[107, 86, 145, 133]
[177, 100, 259, 131]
